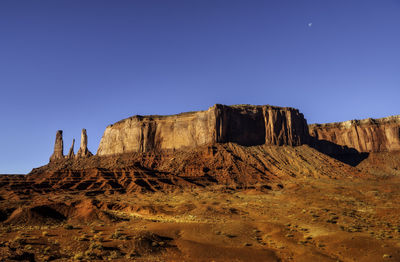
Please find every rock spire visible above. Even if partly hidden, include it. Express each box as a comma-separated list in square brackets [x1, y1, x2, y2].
[49, 130, 64, 161]
[67, 139, 75, 158]
[76, 128, 93, 158]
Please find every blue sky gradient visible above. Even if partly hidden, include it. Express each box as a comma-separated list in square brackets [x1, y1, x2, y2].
[1, 0, 399, 173]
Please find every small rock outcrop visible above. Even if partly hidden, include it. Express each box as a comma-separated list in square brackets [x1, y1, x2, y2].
[67, 139, 75, 158]
[49, 130, 64, 162]
[76, 129, 93, 158]
[97, 104, 310, 156]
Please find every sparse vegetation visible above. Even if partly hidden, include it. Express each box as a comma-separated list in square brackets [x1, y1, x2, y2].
[2, 153, 400, 261]
[64, 224, 74, 230]
[76, 233, 90, 241]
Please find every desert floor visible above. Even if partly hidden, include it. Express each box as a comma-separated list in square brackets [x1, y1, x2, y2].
[1, 173, 400, 261]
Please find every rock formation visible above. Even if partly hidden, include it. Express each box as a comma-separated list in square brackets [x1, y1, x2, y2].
[48, 104, 398, 165]
[97, 104, 310, 156]
[309, 115, 400, 153]
[76, 129, 93, 158]
[49, 130, 64, 162]
[67, 139, 75, 158]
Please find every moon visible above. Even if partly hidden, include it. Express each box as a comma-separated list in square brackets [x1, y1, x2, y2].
[308, 23, 313, 27]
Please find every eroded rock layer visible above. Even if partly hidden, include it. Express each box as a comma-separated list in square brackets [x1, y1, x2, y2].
[309, 115, 400, 153]
[97, 104, 310, 156]
[16, 143, 361, 194]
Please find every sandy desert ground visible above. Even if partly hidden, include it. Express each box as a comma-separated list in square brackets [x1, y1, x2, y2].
[1, 146, 400, 261]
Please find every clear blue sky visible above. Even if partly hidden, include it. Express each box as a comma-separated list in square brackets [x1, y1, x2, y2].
[1, 0, 399, 174]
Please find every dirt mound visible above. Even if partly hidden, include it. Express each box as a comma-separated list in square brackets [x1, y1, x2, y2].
[4, 200, 130, 225]
[357, 151, 400, 177]
[5, 205, 67, 225]
[131, 231, 174, 255]
[67, 199, 126, 223]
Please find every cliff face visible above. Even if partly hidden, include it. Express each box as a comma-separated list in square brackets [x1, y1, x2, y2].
[309, 115, 400, 153]
[97, 104, 310, 156]
[97, 107, 216, 156]
[214, 105, 309, 146]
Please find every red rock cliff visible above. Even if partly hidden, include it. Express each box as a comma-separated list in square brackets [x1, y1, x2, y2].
[97, 104, 310, 156]
[309, 115, 400, 153]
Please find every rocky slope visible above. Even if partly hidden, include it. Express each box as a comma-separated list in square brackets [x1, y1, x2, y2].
[97, 104, 309, 156]
[0, 143, 363, 195]
[309, 115, 400, 153]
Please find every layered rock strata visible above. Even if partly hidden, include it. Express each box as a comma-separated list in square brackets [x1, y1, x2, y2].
[309, 115, 400, 153]
[97, 104, 310, 156]
[76, 129, 93, 158]
[49, 130, 64, 162]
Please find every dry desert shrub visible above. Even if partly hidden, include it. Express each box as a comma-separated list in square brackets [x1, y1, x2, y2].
[111, 229, 128, 240]
[5, 225, 12, 233]
[108, 250, 123, 259]
[73, 251, 84, 261]
[76, 233, 90, 241]
[89, 241, 104, 250]
[64, 224, 74, 230]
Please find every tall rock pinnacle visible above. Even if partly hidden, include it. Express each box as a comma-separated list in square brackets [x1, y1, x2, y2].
[67, 139, 75, 158]
[49, 130, 64, 161]
[76, 128, 93, 158]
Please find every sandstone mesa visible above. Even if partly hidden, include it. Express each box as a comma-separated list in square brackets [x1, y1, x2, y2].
[97, 104, 309, 156]
[50, 104, 400, 160]
[309, 115, 400, 153]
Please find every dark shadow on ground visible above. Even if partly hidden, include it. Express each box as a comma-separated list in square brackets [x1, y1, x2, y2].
[309, 137, 369, 167]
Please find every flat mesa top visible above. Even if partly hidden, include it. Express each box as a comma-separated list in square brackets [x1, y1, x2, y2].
[310, 115, 400, 128]
[111, 104, 300, 127]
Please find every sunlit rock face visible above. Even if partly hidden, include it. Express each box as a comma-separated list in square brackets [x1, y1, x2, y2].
[49, 130, 64, 162]
[309, 115, 400, 153]
[76, 129, 93, 158]
[96, 104, 310, 156]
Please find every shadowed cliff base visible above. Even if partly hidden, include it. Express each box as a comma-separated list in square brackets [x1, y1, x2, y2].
[309, 138, 370, 167]
[307, 114, 400, 166]
[309, 115, 400, 153]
